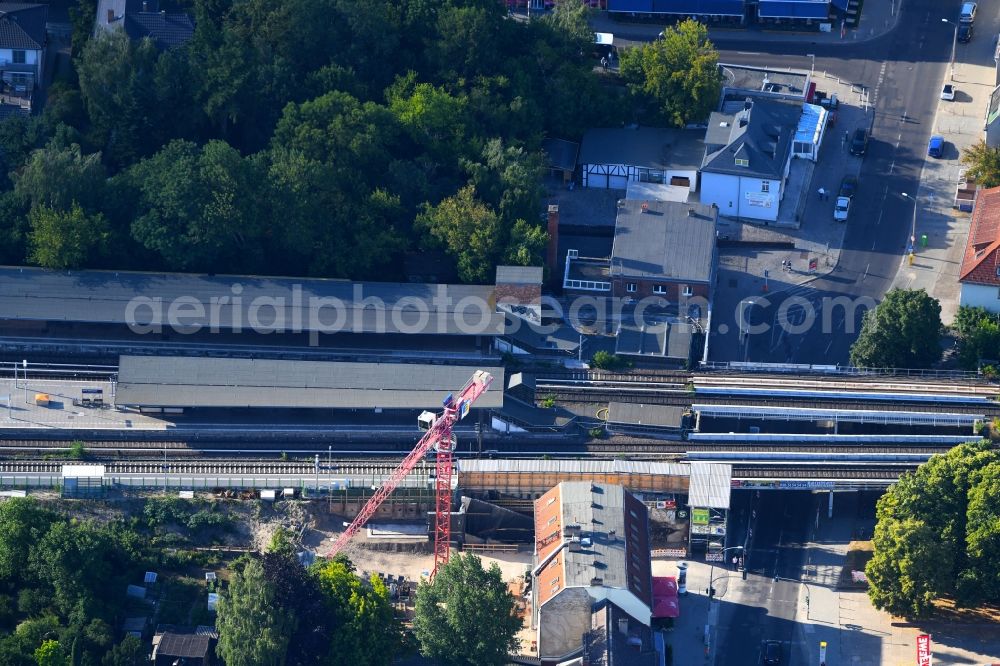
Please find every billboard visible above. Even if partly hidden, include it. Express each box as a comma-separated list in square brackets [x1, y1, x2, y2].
[692, 508, 710, 525]
[917, 634, 932, 666]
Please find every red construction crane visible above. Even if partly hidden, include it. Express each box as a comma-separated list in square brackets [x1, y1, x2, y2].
[326, 370, 495, 576]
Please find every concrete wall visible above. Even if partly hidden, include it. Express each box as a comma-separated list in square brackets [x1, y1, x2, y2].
[960, 283, 1000, 312]
[700, 172, 782, 222]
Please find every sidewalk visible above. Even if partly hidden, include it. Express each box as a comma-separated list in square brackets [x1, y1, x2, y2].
[794, 492, 1000, 666]
[652, 558, 718, 664]
[889, 16, 999, 324]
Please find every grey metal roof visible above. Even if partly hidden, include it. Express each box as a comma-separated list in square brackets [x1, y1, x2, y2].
[496, 265, 543, 285]
[556, 482, 650, 606]
[606, 402, 684, 427]
[115, 356, 504, 409]
[688, 463, 732, 509]
[719, 64, 809, 100]
[156, 632, 211, 659]
[578, 127, 706, 171]
[459, 459, 691, 476]
[543, 138, 580, 172]
[616, 320, 693, 360]
[0, 266, 504, 336]
[610, 200, 717, 282]
[0, 3, 46, 50]
[701, 99, 800, 180]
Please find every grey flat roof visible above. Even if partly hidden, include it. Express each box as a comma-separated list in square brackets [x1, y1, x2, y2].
[720, 64, 809, 99]
[579, 128, 705, 171]
[115, 356, 504, 409]
[611, 200, 717, 282]
[607, 403, 684, 427]
[687, 463, 732, 509]
[496, 265, 543, 285]
[0, 266, 503, 336]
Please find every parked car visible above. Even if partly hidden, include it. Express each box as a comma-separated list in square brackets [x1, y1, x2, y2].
[959, 23, 973, 42]
[762, 640, 782, 665]
[834, 196, 851, 222]
[839, 175, 858, 198]
[960, 1, 976, 23]
[850, 128, 869, 156]
[928, 135, 945, 158]
[941, 84, 956, 101]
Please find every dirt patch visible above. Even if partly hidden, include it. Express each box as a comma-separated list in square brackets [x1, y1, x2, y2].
[838, 540, 873, 589]
[931, 597, 1000, 624]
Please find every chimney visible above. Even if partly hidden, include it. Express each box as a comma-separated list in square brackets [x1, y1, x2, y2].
[546, 204, 559, 279]
[107, 9, 114, 23]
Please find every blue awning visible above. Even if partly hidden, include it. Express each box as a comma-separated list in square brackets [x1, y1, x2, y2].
[758, 0, 829, 18]
[650, 0, 746, 16]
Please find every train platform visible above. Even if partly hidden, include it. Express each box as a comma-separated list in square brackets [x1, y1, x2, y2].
[0, 378, 169, 430]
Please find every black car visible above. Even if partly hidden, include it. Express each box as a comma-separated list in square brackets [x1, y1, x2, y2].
[839, 175, 858, 198]
[959, 23, 973, 42]
[762, 640, 782, 665]
[850, 128, 869, 156]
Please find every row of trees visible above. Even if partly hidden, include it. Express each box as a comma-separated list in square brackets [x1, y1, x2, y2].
[216, 541, 520, 666]
[866, 441, 1000, 616]
[848, 290, 999, 370]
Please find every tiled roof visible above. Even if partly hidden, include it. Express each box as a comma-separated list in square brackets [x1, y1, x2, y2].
[702, 98, 800, 179]
[0, 3, 47, 50]
[124, 10, 194, 49]
[959, 186, 1000, 286]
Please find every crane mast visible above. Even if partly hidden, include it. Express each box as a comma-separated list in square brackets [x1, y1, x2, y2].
[326, 370, 494, 576]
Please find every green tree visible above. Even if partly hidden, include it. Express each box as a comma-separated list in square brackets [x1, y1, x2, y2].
[129, 140, 266, 272]
[102, 636, 145, 666]
[313, 557, 400, 666]
[619, 20, 722, 127]
[849, 288, 943, 369]
[33, 639, 66, 666]
[216, 559, 294, 666]
[865, 441, 1000, 615]
[75, 31, 162, 167]
[14, 143, 106, 213]
[28, 202, 109, 270]
[504, 219, 547, 267]
[413, 553, 519, 666]
[0, 499, 58, 583]
[953, 306, 1000, 369]
[416, 185, 500, 283]
[961, 139, 1000, 188]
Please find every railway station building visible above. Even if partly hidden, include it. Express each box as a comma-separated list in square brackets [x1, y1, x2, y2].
[113, 356, 505, 415]
[0, 266, 541, 360]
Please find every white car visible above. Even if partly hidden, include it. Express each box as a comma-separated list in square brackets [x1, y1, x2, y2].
[941, 84, 956, 101]
[834, 196, 851, 222]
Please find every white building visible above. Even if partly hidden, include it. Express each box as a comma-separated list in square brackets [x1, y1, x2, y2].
[0, 4, 47, 94]
[578, 127, 705, 192]
[699, 98, 814, 223]
[959, 186, 1000, 312]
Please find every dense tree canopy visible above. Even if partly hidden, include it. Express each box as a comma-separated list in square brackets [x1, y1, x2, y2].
[413, 553, 520, 666]
[866, 442, 1000, 616]
[953, 306, 1000, 370]
[849, 289, 943, 368]
[961, 139, 1000, 188]
[620, 19, 722, 127]
[0, 0, 633, 282]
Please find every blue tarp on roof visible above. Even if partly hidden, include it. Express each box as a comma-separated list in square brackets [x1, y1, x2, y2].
[650, 0, 746, 16]
[758, 0, 828, 18]
[608, 0, 653, 11]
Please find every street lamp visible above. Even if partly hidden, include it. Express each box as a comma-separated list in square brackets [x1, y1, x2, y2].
[943, 19, 957, 81]
[902, 192, 918, 262]
[707, 545, 744, 598]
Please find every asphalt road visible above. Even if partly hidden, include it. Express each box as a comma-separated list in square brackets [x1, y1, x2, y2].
[693, 0, 956, 364]
[717, 490, 814, 665]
